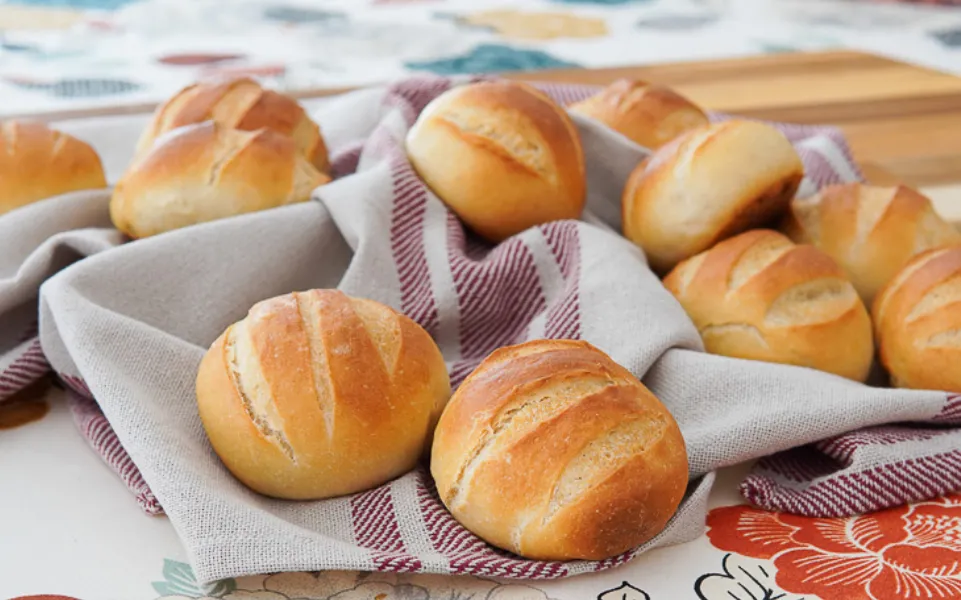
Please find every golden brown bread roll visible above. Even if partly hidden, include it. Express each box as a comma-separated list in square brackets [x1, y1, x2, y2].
[406, 81, 586, 242]
[136, 77, 329, 172]
[623, 120, 804, 274]
[568, 79, 709, 149]
[110, 121, 330, 238]
[0, 121, 107, 216]
[664, 229, 873, 381]
[196, 289, 451, 500]
[783, 183, 961, 305]
[430, 339, 688, 561]
[873, 246, 961, 391]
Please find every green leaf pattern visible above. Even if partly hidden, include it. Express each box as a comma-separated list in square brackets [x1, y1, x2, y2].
[152, 559, 206, 597]
[153, 561, 563, 600]
[152, 559, 238, 598]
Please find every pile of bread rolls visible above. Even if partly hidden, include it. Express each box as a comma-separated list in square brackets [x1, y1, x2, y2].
[111, 78, 332, 238]
[6, 73, 960, 564]
[658, 176, 961, 387]
[0, 77, 332, 236]
[571, 78, 961, 394]
[188, 78, 692, 563]
[405, 76, 961, 392]
[190, 76, 961, 564]
[198, 293, 688, 561]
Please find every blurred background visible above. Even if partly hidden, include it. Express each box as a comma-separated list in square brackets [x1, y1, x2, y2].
[1, 0, 960, 117]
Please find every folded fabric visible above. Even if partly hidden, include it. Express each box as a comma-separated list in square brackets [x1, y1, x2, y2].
[0, 76, 956, 583]
[0, 191, 123, 402]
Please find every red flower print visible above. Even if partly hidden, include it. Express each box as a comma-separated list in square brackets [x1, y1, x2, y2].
[707, 495, 961, 599]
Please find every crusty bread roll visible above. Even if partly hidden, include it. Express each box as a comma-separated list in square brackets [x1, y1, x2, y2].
[196, 289, 451, 500]
[783, 183, 961, 305]
[430, 339, 688, 561]
[136, 77, 329, 172]
[568, 79, 709, 149]
[623, 120, 804, 274]
[406, 81, 586, 242]
[110, 121, 330, 238]
[0, 121, 106, 216]
[873, 246, 961, 392]
[664, 229, 873, 381]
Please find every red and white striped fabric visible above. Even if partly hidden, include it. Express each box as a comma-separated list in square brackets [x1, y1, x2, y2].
[0, 323, 49, 402]
[742, 395, 961, 517]
[31, 75, 961, 583]
[61, 375, 163, 516]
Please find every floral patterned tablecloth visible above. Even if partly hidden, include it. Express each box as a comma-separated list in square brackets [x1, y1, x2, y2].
[4, 1, 961, 598]
[1, 0, 961, 116]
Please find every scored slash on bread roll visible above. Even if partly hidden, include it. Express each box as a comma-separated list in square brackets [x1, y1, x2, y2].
[623, 120, 804, 274]
[0, 121, 106, 216]
[110, 121, 330, 238]
[430, 339, 688, 561]
[568, 79, 709, 150]
[783, 183, 961, 305]
[196, 289, 452, 500]
[664, 229, 874, 381]
[406, 81, 586, 242]
[873, 246, 961, 392]
[136, 77, 329, 172]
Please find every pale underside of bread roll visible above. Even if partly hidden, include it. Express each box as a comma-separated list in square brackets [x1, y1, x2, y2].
[430, 339, 688, 561]
[111, 122, 330, 238]
[568, 79, 709, 150]
[137, 77, 329, 172]
[665, 229, 874, 381]
[873, 246, 961, 392]
[623, 120, 804, 274]
[196, 289, 451, 500]
[784, 183, 961, 305]
[406, 81, 586, 242]
[0, 120, 107, 215]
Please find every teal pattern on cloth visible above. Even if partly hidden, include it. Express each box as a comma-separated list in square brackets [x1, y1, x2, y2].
[261, 6, 347, 24]
[634, 14, 720, 29]
[3, 77, 141, 97]
[5, 0, 141, 8]
[406, 44, 580, 75]
[932, 27, 961, 47]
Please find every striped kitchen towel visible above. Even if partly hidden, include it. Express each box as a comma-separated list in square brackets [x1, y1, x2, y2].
[1, 323, 46, 402]
[3, 75, 959, 583]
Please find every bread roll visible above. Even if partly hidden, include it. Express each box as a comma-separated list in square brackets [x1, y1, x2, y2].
[406, 81, 586, 242]
[783, 183, 961, 305]
[623, 120, 804, 274]
[664, 229, 873, 381]
[568, 79, 709, 149]
[196, 289, 451, 500]
[430, 339, 688, 561]
[873, 246, 961, 391]
[0, 121, 106, 216]
[110, 121, 330, 238]
[137, 77, 329, 172]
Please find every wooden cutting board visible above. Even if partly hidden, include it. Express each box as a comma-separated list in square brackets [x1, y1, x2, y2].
[503, 51, 961, 191]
